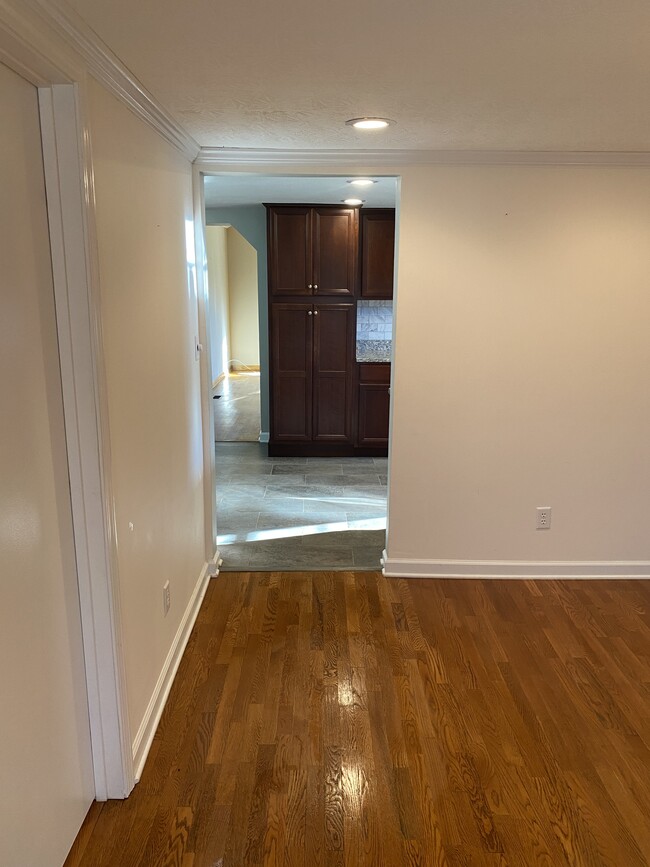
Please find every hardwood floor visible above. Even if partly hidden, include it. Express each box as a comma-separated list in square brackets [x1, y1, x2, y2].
[65, 574, 650, 866]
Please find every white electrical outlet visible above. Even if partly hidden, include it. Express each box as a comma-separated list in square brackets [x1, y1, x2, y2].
[163, 580, 171, 616]
[536, 506, 552, 530]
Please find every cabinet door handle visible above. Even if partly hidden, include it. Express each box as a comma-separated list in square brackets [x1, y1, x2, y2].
[313, 309, 319, 315]
[308, 284, 312, 289]
[314, 284, 318, 289]
[308, 310, 313, 315]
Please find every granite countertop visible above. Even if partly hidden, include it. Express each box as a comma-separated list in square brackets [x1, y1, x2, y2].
[356, 339, 392, 363]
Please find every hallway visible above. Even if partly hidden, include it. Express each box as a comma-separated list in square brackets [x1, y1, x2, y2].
[215, 443, 387, 570]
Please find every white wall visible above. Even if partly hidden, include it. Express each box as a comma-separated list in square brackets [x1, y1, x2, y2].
[87, 78, 206, 740]
[206, 226, 231, 383]
[0, 62, 94, 866]
[226, 228, 260, 368]
[388, 165, 650, 568]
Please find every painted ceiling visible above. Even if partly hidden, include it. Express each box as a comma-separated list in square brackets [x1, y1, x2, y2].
[65, 0, 650, 151]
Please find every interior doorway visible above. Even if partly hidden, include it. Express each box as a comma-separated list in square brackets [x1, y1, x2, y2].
[202, 173, 397, 572]
[205, 224, 262, 442]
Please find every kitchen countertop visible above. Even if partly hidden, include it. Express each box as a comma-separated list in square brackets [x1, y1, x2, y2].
[356, 339, 392, 363]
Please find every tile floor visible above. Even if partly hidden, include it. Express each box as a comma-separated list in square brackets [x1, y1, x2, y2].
[213, 371, 261, 442]
[215, 442, 387, 570]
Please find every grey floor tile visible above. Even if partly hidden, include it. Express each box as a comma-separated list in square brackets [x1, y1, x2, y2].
[255, 512, 313, 530]
[344, 473, 386, 491]
[303, 497, 349, 514]
[352, 547, 384, 568]
[300, 530, 357, 551]
[264, 484, 346, 499]
[218, 483, 269, 498]
[265, 473, 308, 486]
[218, 543, 252, 569]
[340, 465, 385, 476]
[303, 460, 344, 472]
[216, 511, 260, 533]
[215, 439, 387, 571]
[219, 496, 271, 514]
[216, 472, 276, 486]
[302, 473, 348, 486]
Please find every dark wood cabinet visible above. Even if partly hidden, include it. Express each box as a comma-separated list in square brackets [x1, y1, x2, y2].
[357, 363, 390, 447]
[270, 302, 355, 447]
[267, 207, 311, 296]
[270, 303, 313, 442]
[360, 209, 395, 299]
[267, 203, 391, 456]
[267, 205, 359, 297]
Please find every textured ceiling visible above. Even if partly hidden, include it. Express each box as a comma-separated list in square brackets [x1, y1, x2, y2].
[204, 175, 397, 208]
[66, 0, 650, 151]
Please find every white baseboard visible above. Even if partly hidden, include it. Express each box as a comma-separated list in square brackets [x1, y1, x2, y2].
[131, 551, 219, 780]
[259, 431, 270, 443]
[381, 550, 650, 579]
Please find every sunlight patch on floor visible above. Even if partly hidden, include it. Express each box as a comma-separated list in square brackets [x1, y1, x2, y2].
[217, 515, 386, 546]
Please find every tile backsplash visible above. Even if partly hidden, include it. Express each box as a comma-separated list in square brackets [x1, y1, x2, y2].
[356, 300, 393, 341]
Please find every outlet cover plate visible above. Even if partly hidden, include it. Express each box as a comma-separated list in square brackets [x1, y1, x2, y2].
[536, 506, 552, 530]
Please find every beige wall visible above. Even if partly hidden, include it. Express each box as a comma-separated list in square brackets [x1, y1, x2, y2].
[87, 78, 206, 737]
[0, 63, 94, 865]
[206, 225, 231, 383]
[388, 165, 650, 565]
[226, 228, 260, 368]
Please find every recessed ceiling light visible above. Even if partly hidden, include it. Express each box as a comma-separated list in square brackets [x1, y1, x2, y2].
[343, 198, 364, 205]
[347, 178, 377, 187]
[345, 117, 393, 130]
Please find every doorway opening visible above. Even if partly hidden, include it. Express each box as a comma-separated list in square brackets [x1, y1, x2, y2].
[206, 224, 261, 442]
[203, 173, 398, 571]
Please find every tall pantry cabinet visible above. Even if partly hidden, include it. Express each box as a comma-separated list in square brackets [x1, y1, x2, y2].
[267, 205, 358, 454]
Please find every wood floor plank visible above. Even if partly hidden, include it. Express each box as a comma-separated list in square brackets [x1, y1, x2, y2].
[65, 574, 650, 867]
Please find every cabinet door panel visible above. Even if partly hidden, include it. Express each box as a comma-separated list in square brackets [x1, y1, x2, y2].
[357, 383, 390, 446]
[312, 304, 355, 442]
[271, 304, 312, 441]
[268, 207, 312, 295]
[312, 207, 358, 296]
[360, 210, 395, 299]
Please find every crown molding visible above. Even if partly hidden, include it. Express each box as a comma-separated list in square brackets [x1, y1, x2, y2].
[197, 147, 650, 169]
[1, 0, 199, 160]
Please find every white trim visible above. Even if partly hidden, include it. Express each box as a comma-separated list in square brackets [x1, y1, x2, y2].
[132, 554, 218, 780]
[258, 431, 270, 443]
[0, 0, 199, 159]
[196, 147, 650, 168]
[193, 166, 218, 560]
[39, 83, 134, 799]
[381, 551, 650, 579]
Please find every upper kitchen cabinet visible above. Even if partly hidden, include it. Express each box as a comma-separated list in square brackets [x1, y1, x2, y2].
[360, 209, 395, 299]
[267, 205, 359, 297]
